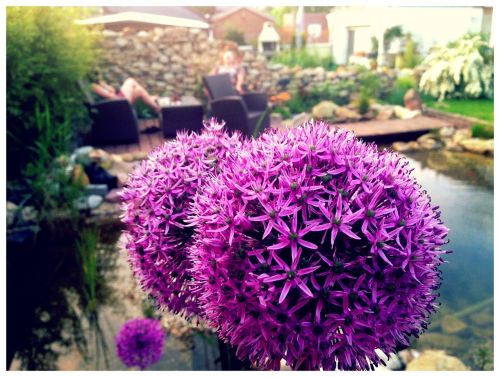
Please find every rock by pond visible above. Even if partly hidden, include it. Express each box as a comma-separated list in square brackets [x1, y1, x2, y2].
[458, 138, 494, 155]
[7, 201, 18, 227]
[469, 308, 493, 327]
[406, 350, 468, 371]
[394, 105, 421, 119]
[375, 106, 396, 121]
[403, 89, 423, 111]
[417, 134, 443, 150]
[441, 315, 468, 335]
[311, 100, 338, 120]
[392, 126, 493, 156]
[335, 106, 361, 122]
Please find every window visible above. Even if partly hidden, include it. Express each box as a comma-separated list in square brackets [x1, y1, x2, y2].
[307, 24, 322, 39]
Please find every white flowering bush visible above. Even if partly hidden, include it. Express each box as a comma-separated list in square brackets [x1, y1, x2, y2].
[419, 35, 493, 100]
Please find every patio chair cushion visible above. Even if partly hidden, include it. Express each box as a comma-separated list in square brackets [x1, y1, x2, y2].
[203, 74, 238, 100]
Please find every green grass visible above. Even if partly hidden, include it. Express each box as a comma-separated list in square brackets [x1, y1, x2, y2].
[471, 123, 494, 139]
[423, 97, 494, 123]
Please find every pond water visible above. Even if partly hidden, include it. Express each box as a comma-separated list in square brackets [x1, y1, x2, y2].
[7, 149, 493, 371]
[401, 149, 494, 370]
[7, 222, 222, 371]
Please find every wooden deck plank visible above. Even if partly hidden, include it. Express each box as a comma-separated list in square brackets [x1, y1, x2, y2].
[127, 142, 140, 154]
[103, 145, 118, 154]
[139, 133, 151, 153]
[334, 115, 459, 138]
[150, 132, 164, 150]
[101, 115, 463, 156]
[145, 132, 154, 152]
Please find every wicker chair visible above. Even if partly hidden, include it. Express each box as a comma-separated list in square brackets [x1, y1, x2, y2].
[203, 74, 270, 137]
[80, 80, 140, 146]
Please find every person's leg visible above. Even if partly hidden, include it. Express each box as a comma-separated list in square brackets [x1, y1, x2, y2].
[120, 78, 160, 113]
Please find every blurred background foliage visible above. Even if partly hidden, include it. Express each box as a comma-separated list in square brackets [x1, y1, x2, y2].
[7, 7, 101, 181]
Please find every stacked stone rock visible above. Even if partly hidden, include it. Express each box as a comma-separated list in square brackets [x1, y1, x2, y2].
[100, 28, 222, 97]
[98, 27, 395, 100]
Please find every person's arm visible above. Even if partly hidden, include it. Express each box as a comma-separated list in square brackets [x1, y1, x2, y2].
[235, 67, 245, 94]
[91, 83, 116, 99]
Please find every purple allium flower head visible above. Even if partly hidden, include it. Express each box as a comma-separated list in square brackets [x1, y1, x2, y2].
[189, 120, 449, 370]
[121, 119, 243, 317]
[115, 318, 165, 370]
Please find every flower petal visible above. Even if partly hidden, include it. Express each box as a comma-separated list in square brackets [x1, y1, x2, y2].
[297, 238, 318, 250]
[263, 273, 287, 283]
[279, 281, 293, 303]
[296, 279, 314, 297]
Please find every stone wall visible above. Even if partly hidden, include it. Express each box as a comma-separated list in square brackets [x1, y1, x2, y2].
[100, 27, 221, 97]
[99, 27, 288, 98]
[98, 27, 394, 101]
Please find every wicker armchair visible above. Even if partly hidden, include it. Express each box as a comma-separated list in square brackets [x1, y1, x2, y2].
[203, 74, 270, 137]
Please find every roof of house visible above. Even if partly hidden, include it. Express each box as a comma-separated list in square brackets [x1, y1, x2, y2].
[77, 7, 210, 29]
[102, 6, 207, 22]
[211, 7, 274, 22]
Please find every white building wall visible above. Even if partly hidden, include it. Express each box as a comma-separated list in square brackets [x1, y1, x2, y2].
[327, 6, 486, 65]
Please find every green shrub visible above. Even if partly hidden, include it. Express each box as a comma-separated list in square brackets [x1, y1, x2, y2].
[399, 34, 422, 69]
[471, 123, 494, 139]
[287, 77, 358, 115]
[354, 68, 380, 114]
[371, 36, 379, 53]
[7, 7, 101, 182]
[358, 95, 371, 115]
[383, 25, 403, 50]
[271, 48, 337, 71]
[387, 75, 417, 105]
[313, 80, 357, 106]
[224, 27, 246, 45]
[272, 106, 292, 119]
[286, 67, 388, 115]
[287, 91, 309, 114]
[23, 103, 84, 224]
[357, 67, 381, 98]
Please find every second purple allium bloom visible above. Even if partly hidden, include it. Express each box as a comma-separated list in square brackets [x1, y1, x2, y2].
[116, 318, 165, 370]
[121, 119, 243, 317]
[189, 120, 449, 370]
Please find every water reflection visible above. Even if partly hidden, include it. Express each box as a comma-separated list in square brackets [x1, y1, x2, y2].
[403, 150, 494, 370]
[7, 223, 122, 370]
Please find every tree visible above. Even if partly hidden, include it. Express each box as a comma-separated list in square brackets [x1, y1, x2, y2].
[304, 6, 332, 13]
[383, 25, 403, 51]
[224, 26, 246, 45]
[265, 6, 296, 28]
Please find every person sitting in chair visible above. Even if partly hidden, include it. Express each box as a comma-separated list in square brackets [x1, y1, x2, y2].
[91, 77, 160, 113]
[211, 48, 246, 94]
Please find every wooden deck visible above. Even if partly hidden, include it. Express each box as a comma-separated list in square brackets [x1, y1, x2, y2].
[334, 115, 464, 139]
[101, 119, 166, 155]
[101, 115, 466, 155]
